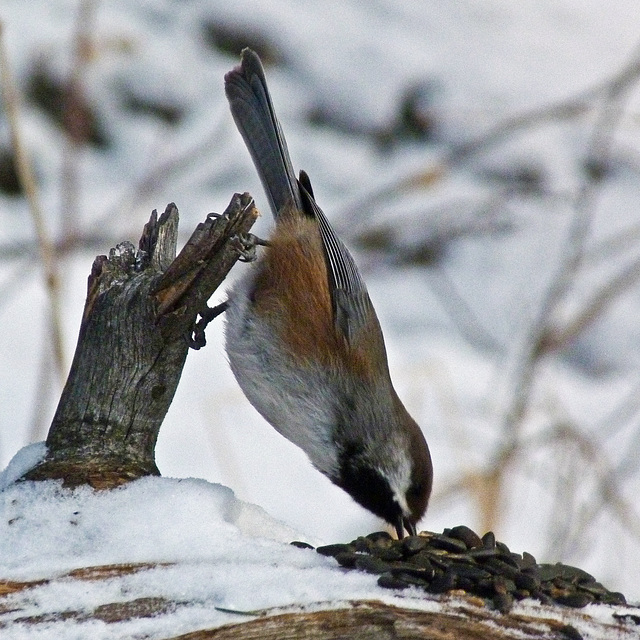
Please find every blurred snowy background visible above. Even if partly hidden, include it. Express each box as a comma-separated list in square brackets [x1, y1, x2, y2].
[1, 0, 640, 600]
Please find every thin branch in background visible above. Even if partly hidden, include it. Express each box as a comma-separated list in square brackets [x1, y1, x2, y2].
[411, 188, 563, 353]
[556, 45, 640, 292]
[28, 335, 58, 443]
[60, 0, 98, 239]
[444, 47, 640, 168]
[615, 425, 640, 481]
[474, 411, 640, 560]
[542, 434, 582, 560]
[0, 21, 66, 383]
[536, 388, 640, 544]
[493, 40, 640, 448]
[426, 266, 502, 353]
[0, 233, 111, 264]
[583, 221, 640, 265]
[592, 377, 640, 441]
[586, 380, 640, 484]
[546, 422, 640, 546]
[92, 103, 231, 233]
[338, 48, 640, 222]
[539, 251, 640, 355]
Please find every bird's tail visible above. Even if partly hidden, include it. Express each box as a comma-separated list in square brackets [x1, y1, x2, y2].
[225, 48, 301, 219]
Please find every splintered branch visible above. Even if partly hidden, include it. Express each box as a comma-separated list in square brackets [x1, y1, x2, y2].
[22, 194, 258, 488]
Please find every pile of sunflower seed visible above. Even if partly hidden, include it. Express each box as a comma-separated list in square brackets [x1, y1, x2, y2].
[292, 525, 627, 613]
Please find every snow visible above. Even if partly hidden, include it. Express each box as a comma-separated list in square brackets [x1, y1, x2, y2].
[1, 445, 639, 640]
[1, 0, 640, 630]
[1, 459, 301, 580]
[0, 446, 377, 637]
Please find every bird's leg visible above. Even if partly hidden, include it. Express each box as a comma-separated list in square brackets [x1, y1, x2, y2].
[188, 300, 230, 350]
[187, 233, 269, 349]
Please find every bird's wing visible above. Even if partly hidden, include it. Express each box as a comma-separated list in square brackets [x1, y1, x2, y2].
[299, 170, 373, 343]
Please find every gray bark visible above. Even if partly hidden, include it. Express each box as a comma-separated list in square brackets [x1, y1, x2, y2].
[22, 194, 258, 488]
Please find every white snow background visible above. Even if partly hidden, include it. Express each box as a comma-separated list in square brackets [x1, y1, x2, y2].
[1, 0, 640, 634]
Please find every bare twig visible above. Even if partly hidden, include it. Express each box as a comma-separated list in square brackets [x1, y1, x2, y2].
[339, 48, 640, 220]
[60, 0, 99, 239]
[0, 233, 111, 263]
[426, 266, 502, 353]
[92, 106, 231, 233]
[539, 252, 640, 355]
[495, 42, 640, 445]
[0, 21, 66, 382]
[540, 422, 640, 547]
[582, 221, 640, 266]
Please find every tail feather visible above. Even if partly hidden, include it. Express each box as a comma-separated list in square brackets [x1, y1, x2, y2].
[224, 48, 301, 218]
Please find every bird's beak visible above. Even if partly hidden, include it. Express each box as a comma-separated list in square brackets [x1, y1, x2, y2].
[395, 516, 417, 539]
[405, 518, 417, 537]
[394, 516, 404, 539]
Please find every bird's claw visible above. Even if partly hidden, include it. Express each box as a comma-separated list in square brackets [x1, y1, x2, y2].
[232, 233, 269, 263]
[187, 300, 230, 350]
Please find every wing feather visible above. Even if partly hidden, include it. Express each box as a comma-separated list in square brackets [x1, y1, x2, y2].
[299, 171, 372, 342]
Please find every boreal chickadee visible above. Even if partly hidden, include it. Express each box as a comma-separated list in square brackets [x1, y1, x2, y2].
[224, 49, 433, 537]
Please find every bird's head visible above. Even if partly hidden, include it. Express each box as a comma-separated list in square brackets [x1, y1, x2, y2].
[335, 406, 432, 538]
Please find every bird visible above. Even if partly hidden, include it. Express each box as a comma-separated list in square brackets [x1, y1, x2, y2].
[224, 48, 432, 538]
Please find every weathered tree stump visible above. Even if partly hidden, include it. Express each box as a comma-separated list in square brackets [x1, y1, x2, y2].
[22, 193, 258, 488]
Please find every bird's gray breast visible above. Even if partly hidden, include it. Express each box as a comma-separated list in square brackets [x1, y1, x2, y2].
[225, 274, 340, 478]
